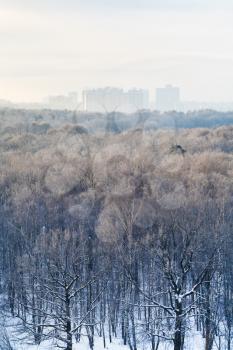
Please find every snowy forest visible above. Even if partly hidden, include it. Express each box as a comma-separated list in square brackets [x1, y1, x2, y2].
[0, 109, 232, 350]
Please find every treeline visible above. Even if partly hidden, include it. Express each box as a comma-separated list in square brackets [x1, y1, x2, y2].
[0, 121, 232, 350]
[1, 108, 233, 134]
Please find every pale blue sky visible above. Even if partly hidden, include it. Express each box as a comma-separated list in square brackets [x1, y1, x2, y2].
[0, 0, 233, 102]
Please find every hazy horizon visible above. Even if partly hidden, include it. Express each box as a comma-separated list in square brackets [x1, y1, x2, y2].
[1, 0, 233, 103]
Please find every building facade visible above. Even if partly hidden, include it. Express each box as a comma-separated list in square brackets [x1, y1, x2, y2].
[156, 85, 180, 111]
[83, 87, 149, 113]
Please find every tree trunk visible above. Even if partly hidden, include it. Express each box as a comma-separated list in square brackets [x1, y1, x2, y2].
[65, 290, 72, 350]
[204, 279, 214, 350]
[173, 300, 183, 350]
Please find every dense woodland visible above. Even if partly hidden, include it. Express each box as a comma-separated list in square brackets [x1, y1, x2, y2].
[0, 109, 233, 350]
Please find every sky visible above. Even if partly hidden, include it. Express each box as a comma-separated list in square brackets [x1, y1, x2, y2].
[0, 0, 233, 102]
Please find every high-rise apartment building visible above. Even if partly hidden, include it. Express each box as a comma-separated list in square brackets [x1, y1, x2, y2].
[83, 87, 149, 113]
[156, 85, 180, 111]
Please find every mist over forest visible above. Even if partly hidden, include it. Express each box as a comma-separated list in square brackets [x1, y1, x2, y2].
[1, 108, 233, 133]
[0, 108, 232, 350]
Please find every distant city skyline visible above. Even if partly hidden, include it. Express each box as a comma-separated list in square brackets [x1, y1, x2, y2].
[2, 85, 233, 113]
[2, 84, 233, 104]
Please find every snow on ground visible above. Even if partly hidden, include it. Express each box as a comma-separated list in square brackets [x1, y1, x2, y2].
[8, 332, 225, 350]
[1, 331, 211, 350]
[1, 312, 223, 350]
